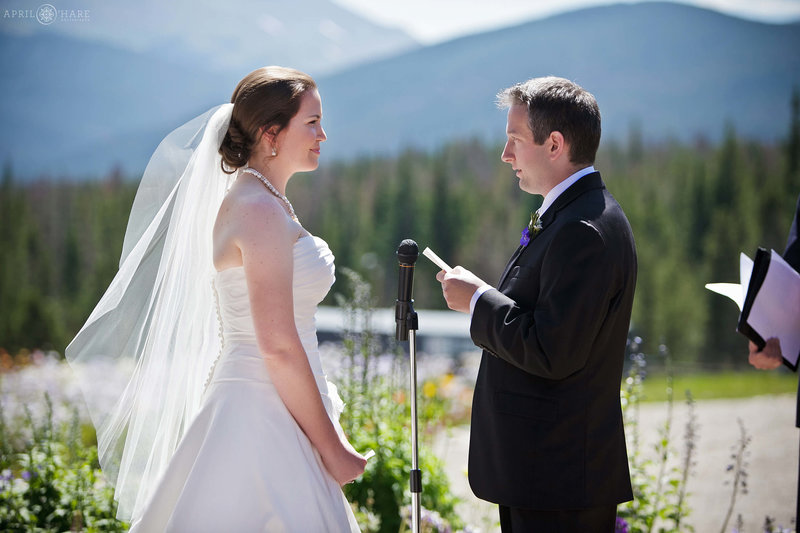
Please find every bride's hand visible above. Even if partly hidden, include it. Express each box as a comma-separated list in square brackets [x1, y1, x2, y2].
[323, 445, 367, 486]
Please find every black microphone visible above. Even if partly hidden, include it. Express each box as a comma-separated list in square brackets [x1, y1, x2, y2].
[395, 239, 419, 341]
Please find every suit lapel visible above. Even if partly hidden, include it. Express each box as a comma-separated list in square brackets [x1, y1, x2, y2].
[497, 245, 524, 287]
[496, 172, 605, 289]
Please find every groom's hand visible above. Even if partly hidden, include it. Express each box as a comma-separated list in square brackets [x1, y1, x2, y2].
[436, 266, 490, 314]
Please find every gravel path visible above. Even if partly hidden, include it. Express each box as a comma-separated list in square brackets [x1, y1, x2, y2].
[433, 395, 798, 532]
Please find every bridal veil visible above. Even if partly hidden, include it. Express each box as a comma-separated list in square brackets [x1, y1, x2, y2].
[65, 103, 234, 521]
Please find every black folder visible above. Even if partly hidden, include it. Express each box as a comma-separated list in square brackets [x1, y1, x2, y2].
[737, 247, 799, 371]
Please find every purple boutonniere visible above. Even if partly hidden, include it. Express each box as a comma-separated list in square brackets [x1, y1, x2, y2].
[519, 211, 542, 247]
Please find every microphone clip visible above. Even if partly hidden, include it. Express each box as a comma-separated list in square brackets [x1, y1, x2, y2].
[395, 299, 418, 341]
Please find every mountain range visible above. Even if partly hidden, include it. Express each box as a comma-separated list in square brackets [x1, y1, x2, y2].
[0, 0, 417, 178]
[0, 0, 417, 76]
[1, 1, 799, 179]
[319, 2, 800, 159]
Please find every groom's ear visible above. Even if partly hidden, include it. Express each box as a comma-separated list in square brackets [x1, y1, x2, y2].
[547, 131, 567, 161]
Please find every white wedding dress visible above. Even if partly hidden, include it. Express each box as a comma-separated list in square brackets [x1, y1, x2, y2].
[128, 234, 360, 533]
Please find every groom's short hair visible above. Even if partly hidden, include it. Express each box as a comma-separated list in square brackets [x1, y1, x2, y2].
[497, 77, 601, 166]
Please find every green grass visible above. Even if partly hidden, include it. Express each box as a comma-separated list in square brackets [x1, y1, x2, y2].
[638, 370, 797, 402]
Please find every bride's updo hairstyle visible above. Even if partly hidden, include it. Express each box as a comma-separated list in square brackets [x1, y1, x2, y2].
[219, 66, 317, 174]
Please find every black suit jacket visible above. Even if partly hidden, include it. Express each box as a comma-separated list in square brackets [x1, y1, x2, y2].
[785, 195, 800, 427]
[785, 195, 800, 271]
[467, 172, 636, 510]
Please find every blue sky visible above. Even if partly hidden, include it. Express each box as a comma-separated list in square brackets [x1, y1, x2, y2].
[332, 0, 800, 43]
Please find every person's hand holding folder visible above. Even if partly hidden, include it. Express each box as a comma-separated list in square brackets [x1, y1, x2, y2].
[706, 248, 800, 370]
[748, 338, 783, 370]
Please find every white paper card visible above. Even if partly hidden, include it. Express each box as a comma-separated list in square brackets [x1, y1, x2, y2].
[704, 253, 754, 311]
[422, 247, 452, 272]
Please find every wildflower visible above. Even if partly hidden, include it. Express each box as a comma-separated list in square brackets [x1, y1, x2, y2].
[401, 505, 453, 533]
[393, 390, 406, 404]
[423, 381, 437, 399]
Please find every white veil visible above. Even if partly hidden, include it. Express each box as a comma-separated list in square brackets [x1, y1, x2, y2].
[65, 103, 234, 521]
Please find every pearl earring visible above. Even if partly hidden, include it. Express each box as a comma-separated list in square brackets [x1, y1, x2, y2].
[271, 146, 277, 157]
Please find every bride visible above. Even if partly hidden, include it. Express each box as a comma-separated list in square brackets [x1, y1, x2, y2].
[66, 67, 366, 531]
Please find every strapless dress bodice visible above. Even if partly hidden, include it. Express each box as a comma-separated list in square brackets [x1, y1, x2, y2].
[211, 235, 335, 382]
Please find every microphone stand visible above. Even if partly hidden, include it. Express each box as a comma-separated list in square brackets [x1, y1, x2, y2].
[399, 305, 421, 533]
[395, 243, 421, 533]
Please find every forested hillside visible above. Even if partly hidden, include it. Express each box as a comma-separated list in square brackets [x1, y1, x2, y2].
[2, 94, 798, 367]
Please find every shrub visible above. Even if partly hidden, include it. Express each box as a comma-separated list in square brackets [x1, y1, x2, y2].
[0, 394, 127, 532]
[334, 268, 463, 533]
[617, 339, 697, 533]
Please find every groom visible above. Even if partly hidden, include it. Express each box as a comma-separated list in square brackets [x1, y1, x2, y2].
[437, 76, 636, 531]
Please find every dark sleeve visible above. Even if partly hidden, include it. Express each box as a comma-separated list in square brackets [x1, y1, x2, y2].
[783, 194, 800, 271]
[470, 219, 619, 379]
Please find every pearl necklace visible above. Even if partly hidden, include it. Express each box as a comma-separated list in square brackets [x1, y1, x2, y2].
[242, 167, 298, 221]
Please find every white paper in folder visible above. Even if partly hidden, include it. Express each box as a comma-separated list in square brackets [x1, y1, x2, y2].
[706, 251, 800, 367]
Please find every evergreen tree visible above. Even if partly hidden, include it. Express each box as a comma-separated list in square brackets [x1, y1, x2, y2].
[2, 93, 799, 365]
